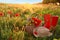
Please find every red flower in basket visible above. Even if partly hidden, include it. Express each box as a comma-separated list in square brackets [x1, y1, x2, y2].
[8, 10, 12, 14]
[14, 13, 20, 17]
[33, 31, 38, 35]
[0, 12, 4, 16]
[51, 16, 59, 27]
[44, 14, 51, 29]
[32, 17, 42, 27]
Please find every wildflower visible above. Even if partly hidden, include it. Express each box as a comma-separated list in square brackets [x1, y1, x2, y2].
[0, 12, 4, 16]
[14, 13, 20, 17]
[32, 17, 42, 27]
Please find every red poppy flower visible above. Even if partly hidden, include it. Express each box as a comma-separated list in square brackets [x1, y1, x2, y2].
[51, 16, 58, 27]
[32, 17, 42, 27]
[0, 12, 4, 16]
[14, 13, 20, 17]
[44, 14, 51, 29]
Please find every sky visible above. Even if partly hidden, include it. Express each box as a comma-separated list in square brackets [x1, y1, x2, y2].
[0, 0, 42, 4]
